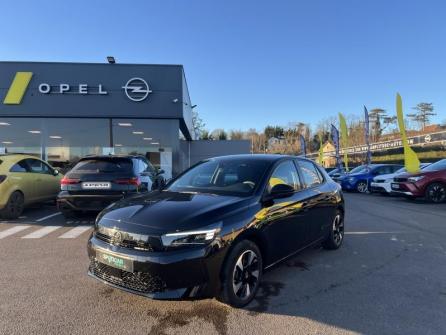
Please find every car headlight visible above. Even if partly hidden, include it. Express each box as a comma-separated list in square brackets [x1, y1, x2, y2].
[161, 222, 222, 247]
[408, 175, 425, 182]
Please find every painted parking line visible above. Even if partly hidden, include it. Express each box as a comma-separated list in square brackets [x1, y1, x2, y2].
[58, 226, 92, 239]
[66, 220, 95, 225]
[22, 226, 62, 239]
[35, 212, 62, 222]
[0, 225, 31, 239]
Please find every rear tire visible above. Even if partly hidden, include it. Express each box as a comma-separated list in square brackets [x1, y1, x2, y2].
[219, 240, 263, 308]
[0, 191, 25, 220]
[322, 210, 344, 250]
[425, 183, 446, 203]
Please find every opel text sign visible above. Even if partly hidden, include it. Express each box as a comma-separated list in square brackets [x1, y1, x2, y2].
[38, 83, 108, 95]
[3, 72, 153, 103]
[122, 77, 152, 102]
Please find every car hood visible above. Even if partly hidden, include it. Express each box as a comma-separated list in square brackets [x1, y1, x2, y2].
[339, 172, 365, 180]
[373, 173, 396, 181]
[97, 191, 254, 235]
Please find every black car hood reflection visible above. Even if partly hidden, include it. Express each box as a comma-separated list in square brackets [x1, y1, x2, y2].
[98, 191, 253, 235]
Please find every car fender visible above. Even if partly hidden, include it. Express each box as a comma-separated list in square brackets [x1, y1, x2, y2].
[422, 178, 446, 191]
[0, 183, 25, 207]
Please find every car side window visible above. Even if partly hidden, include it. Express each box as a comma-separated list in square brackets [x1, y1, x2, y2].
[297, 160, 322, 188]
[268, 160, 301, 192]
[133, 159, 143, 174]
[140, 159, 148, 172]
[377, 166, 393, 175]
[25, 159, 52, 175]
[10, 159, 30, 173]
[144, 159, 156, 174]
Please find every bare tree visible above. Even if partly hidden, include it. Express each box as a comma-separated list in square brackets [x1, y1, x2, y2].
[407, 103, 436, 131]
[211, 129, 228, 140]
[229, 130, 244, 140]
[191, 110, 206, 139]
[368, 108, 387, 142]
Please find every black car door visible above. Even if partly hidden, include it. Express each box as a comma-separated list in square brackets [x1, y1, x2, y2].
[258, 159, 311, 262]
[295, 159, 335, 244]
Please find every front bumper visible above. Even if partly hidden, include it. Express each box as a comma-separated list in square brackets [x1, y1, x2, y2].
[87, 234, 226, 299]
[390, 182, 423, 198]
[370, 182, 391, 194]
[57, 191, 126, 212]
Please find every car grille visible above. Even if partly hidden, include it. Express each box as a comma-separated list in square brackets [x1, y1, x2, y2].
[89, 259, 166, 294]
[95, 231, 155, 251]
[393, 177, 408, 182]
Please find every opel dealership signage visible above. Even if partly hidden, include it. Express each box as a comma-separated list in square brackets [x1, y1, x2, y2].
[37, 77, 152, 101]
[38, 82, 109, 95]
[122, 77, 152, 101]
[0, 61, 189, 123]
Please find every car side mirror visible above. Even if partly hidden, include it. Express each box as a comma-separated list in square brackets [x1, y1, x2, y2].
[53, 169, 60, 176]
[264, 183, 295, 201]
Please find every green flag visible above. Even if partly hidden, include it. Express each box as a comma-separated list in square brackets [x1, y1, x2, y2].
[338, 113, 349, 172]
[318, 133, 324, 165]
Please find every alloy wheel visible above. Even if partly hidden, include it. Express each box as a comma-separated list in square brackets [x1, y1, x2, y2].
[357, 182, 368, 193]
[232, 250, 260, 299]
[8, 193, 24, 217]
[428, 184, 446, 203]
[332, 214, 344, 246]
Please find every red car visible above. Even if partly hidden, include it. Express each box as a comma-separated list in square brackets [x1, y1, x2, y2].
[391, 159, 446, 203]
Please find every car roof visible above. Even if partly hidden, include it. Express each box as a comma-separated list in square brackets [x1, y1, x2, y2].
[0, 154, 42, 162]
[207, 154, 308, 164]
[79, 154, 144, 161]
[364, 163, 402, 168]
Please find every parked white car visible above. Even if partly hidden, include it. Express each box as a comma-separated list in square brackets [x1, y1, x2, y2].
[370, 163, 431, 194]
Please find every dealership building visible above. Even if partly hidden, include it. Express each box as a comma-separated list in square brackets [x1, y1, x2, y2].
[0, 61, 249, 178]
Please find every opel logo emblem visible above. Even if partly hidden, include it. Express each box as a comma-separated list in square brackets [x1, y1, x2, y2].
[111, 231, 123, 245]
[122, 77, 152, 102]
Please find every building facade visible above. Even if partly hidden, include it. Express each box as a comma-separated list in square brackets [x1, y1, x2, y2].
[0, 61, 249, 177]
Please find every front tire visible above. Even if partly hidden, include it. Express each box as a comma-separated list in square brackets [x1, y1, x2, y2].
[356, 181, 368, 193]
[0, 191, 25, 220]
[323, 210, 344, 250]
[219, 240, 263, 308]
[425, 183, 446, 203]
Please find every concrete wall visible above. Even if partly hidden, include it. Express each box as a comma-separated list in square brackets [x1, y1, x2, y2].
[179, 140, 251, 172]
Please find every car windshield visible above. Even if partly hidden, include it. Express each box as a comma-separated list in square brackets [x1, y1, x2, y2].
[349, 165, 368, 174]
[167, 159, 270, 196]
[72, 158, 133, 173]
[395, 167, 407, 174]
[422, 159, 446, 172]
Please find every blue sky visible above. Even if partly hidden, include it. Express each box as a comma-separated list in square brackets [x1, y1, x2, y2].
[1, 0, 445, 132]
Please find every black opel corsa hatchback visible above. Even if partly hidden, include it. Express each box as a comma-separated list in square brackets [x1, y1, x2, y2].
[88, 155, 345, 307]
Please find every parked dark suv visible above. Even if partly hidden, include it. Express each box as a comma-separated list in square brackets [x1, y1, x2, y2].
[57, 155, 164, 218]
[87, 154, 344, 307]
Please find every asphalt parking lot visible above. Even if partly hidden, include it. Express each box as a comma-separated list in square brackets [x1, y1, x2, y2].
[0, 194, 445, 335]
